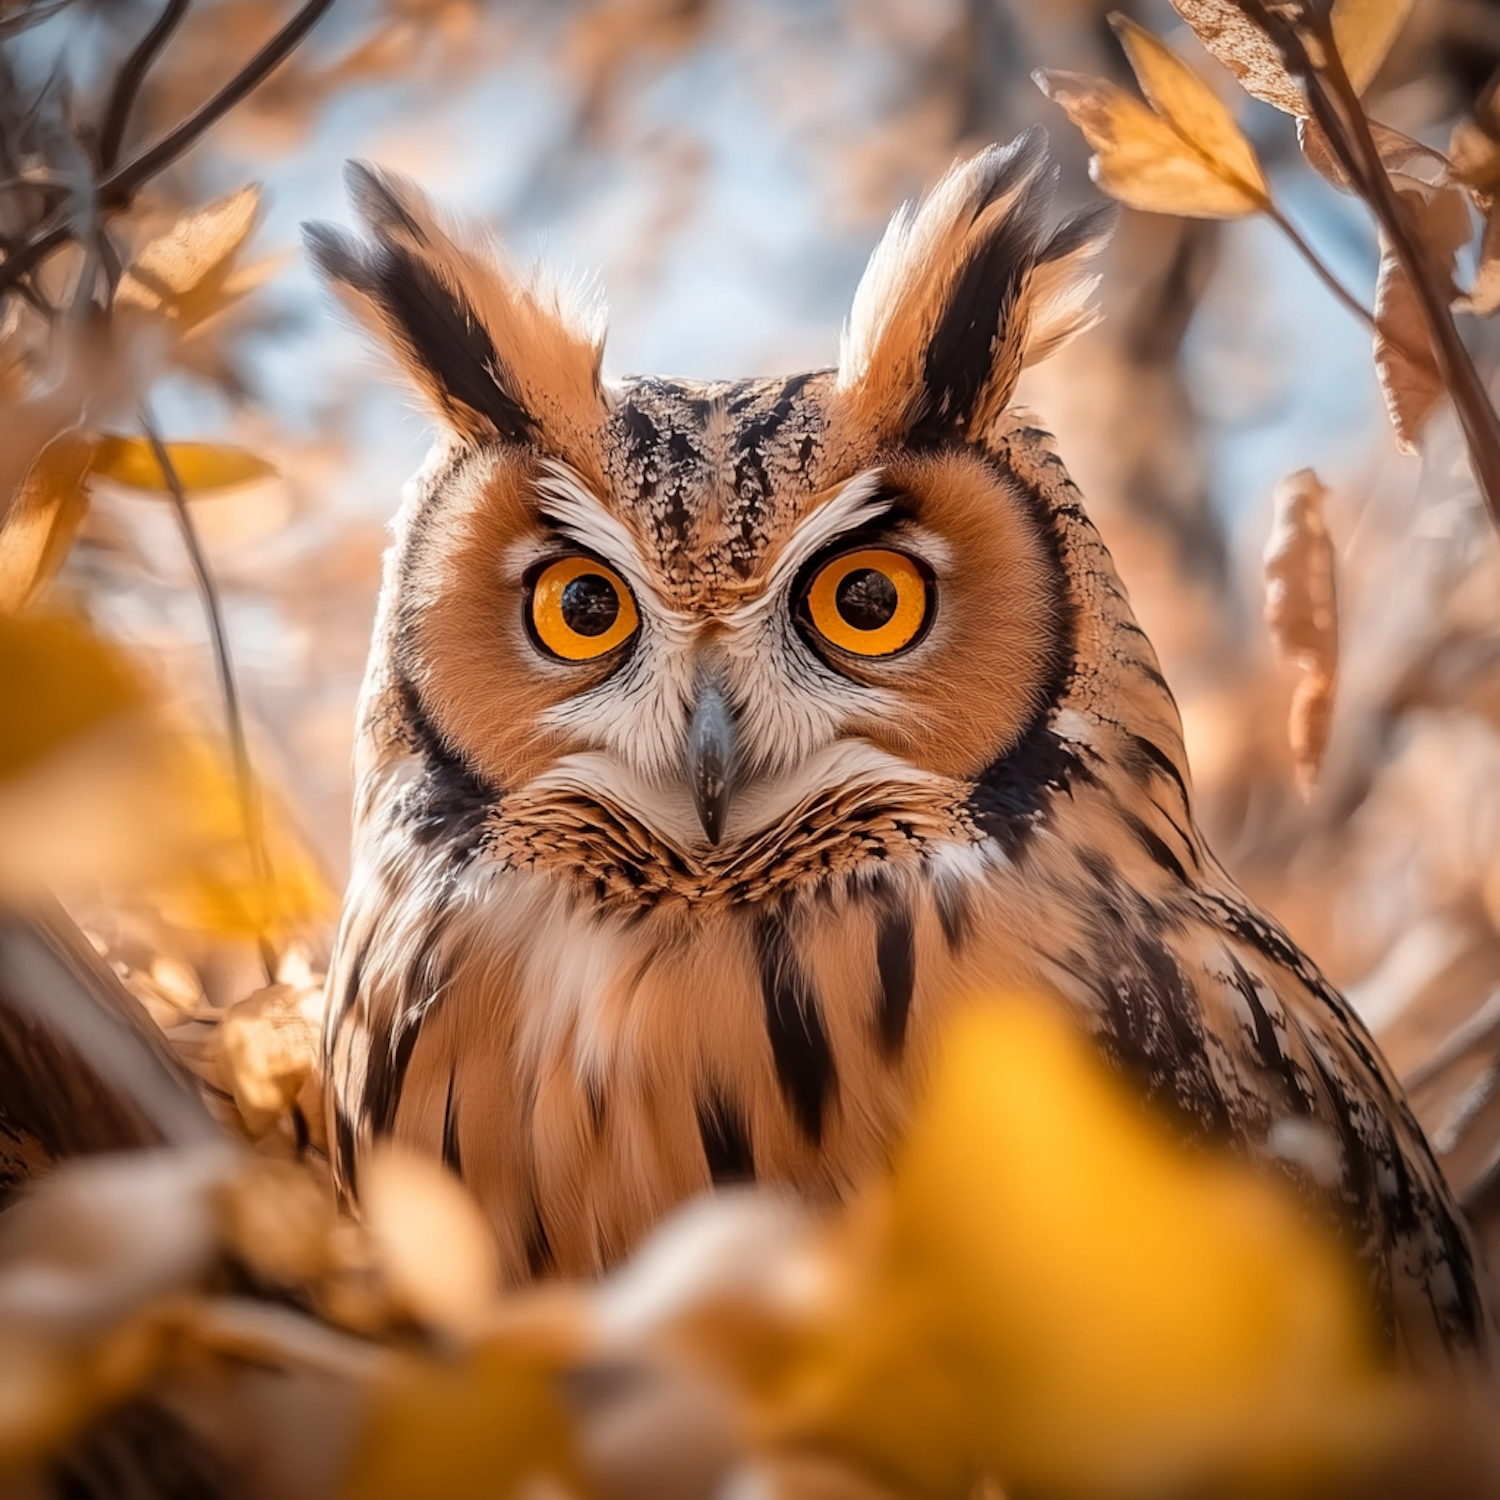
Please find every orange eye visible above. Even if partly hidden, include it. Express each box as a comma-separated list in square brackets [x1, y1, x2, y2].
[530, 557, 638, 661]
[802, 548, 931, 658]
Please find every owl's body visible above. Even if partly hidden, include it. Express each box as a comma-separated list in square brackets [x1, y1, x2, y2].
[311, 134, 1489, 1368]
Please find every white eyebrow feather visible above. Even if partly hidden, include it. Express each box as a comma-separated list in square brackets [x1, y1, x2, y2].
[533, 459, 654, 590]
[732, 468, 892, 620]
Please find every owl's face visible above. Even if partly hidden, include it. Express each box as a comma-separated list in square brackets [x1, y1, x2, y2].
[309, 132, 1112, 868]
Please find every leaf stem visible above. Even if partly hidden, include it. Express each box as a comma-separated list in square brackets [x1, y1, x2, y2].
[139, 407, 277, 983]
[1261, 200, 1375, 331]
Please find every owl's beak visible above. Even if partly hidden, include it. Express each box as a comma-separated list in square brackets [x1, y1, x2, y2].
[686, 675, 736, 846]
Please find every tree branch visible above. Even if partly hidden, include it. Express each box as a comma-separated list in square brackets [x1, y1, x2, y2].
[97, 0, 195, 173]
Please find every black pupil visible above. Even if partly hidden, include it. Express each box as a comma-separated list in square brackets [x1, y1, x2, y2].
[559, 573, 620, 637]
[834, 567, 898, 631]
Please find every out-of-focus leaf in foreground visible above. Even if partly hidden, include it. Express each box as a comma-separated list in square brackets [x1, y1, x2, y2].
[343, 1300, 592, 1500]
[723, 999, 1400, 1499]
[91, 434, 279, 494]
[1264, 470, 1339, 796]
[1035, 20, 1269, 220]
[0, 611, 329, 939]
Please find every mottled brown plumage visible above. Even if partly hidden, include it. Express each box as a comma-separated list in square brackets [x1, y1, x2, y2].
[307, 132, 1491, 1369]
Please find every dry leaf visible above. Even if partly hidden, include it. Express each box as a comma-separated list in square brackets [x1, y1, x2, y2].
[90, 434, 278, 494]
[1298, 116, 1449, 194]
[1035, 69, 1268, 219]
[1170, 0, 1306, 114]
[1172, 0, 1413, 117]
[1449, 114, 1500, 316]
[0, 431, 94, 614]
[220, 981, 324, 1137]
[116, 185, 262, 330]
[1264, 470, 1338, 796]
[1372, 183, 1472, 453]
[358, 1145, 500, 1335]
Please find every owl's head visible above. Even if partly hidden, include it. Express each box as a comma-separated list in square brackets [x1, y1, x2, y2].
[307, 132, 1116, 882]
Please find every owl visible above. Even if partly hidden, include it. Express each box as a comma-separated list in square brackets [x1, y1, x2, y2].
[307, 130, 1489, 1370]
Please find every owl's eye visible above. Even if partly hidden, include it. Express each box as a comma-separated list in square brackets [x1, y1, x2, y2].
[529, 556, 639, 661]
[800, 547, 931, 658]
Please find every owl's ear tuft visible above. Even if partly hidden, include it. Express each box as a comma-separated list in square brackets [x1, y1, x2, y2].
[304, 162, 607, 451]
[837, 130, 1115, 447]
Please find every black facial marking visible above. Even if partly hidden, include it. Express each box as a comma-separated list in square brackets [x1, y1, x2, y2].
[754, 910, 836, 1145]
[393, 676, 496, 862]
[696, 1093, 756, 1184]
[874, 897, 916, 1057]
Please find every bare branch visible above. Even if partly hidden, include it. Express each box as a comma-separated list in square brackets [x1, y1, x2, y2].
[97, 0, 195, 173]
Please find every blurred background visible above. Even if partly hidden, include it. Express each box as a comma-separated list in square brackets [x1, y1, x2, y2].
[8, 0, 1500, 1256]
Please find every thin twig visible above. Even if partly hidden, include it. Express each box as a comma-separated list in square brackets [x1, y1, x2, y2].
[1305, 11, 1500, 531]
[101, 0, 335, 203]
[97, 0, 194, 173]
[139, 406, 278, 983]
[1262, 200, 1375, 331]
[1240, 0, 1500, 530]
[0, 0, 333, 299]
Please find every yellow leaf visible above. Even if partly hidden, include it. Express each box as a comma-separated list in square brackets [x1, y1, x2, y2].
[1335, 0, 1414, 95]
[1110, 14, 1269, 205]
[0, 431, 94, 614]
[343, 1311, 590, 1500]
[1264, 470, 1339, 796]
[0, 611, 148, 784]
[1036, 70, 1266, 218]
[359, 1145, 499, 1336]
[758, 998, 1401, 1500]
[116, 185, 262, 329]
[90, 435, 278, 494]
[147, 739, 334, 943]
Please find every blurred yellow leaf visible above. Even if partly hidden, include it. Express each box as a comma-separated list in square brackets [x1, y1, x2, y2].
[90, 435, 278, 494]
[1264, 470, 1339, 798]
[1110, 14, 1269, 203]
[0, 611, 148, 783]
[343, 1308, 590, 1500]
[1035, 68, 1267, 219]
[1171, 0, 1413, 116]
[359, 1145, 499, 1335]
[149, 738, 334, 943]
[0, 432, 94, 614]
[116, 185, 262, 329]
[760, 998, 1396, 1500]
